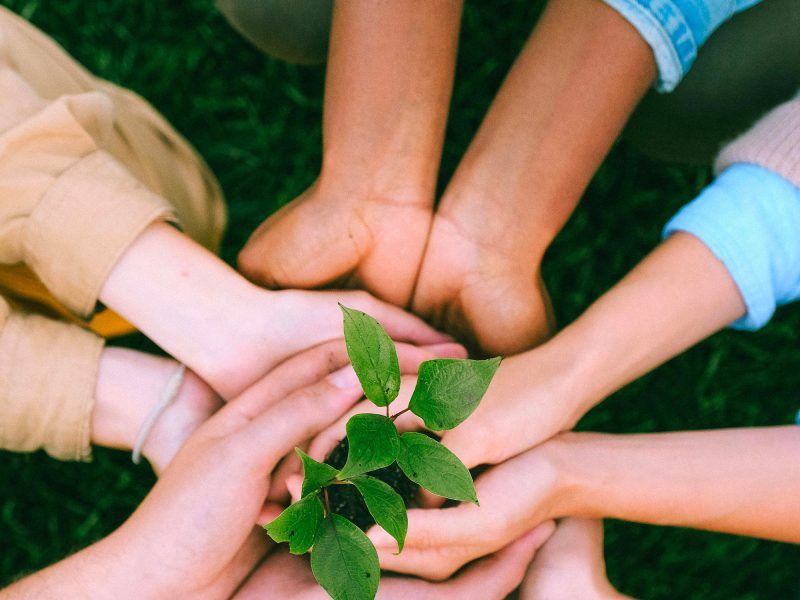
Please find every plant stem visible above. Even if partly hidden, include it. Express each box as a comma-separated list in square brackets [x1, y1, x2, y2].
[323, 487, 331, 516]
[391, 407, 410, 421]
[386, 405, 390, 418]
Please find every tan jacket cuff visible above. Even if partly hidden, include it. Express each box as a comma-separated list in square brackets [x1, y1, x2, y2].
[715, 91, 800, 188]
[24, 149, 178, 318]
[0, 307, 104, 461]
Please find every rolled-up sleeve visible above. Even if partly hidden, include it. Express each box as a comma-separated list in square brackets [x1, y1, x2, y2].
[662, 91, 800, 330]
[0, 66, 178, 319]
[0, 296, 104, 460]
[601, 0, 763, 92]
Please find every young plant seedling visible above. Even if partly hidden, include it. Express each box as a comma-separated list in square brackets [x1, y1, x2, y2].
[265, 304, 501, 600]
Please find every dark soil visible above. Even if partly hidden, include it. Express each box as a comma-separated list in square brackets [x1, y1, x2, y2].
[325, 437, 419, 531]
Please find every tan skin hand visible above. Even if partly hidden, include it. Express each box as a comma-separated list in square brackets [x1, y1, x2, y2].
[238, 0, 655, 356]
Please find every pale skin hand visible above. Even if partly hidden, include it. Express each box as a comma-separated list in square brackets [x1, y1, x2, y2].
[239, 0, 656, 356]
[234, 524, 555, 600]
[238, 0, 462, 307]
[521, 518, 632, 600]
[1, 345, 369, 600]
[438, 232, 747, 470]
[371, 427, 800, 579]
[100, 222, 450, 399]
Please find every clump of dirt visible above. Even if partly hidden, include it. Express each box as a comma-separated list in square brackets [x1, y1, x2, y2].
[325, 437, 418, 531]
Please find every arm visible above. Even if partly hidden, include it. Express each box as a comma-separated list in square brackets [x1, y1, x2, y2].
[100, 222, 450, 399]
[238, 0, 463, 306]
[442, 230, 746, 468]
[554, 427, 800, 542]
[376, 426, 800, 579]
[1, 344, 366, 599]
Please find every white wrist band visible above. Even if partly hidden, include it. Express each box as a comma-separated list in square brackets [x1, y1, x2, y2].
[132, 363, 187, 465]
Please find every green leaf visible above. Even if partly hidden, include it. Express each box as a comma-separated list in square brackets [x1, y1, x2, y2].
[338, 414, 400, 479]
[396, 432, 478, 504]
[297, 448, 339, 498]
[408, 357, 501, 430]
[339, 303, 401, 407]
[264, 494, 324, 554]
[351, 476, 408, 553]
[311, 514, 380, 600]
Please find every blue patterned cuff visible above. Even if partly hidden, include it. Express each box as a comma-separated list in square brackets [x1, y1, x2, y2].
[602, 0, 763, 92]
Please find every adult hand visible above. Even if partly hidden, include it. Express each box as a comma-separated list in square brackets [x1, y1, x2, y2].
[234, 523, 555, 600]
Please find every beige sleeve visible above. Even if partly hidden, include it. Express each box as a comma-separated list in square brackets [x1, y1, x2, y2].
[0, 295, 104, 461]
[0, 66, 178, 319]
[715, 90, 800, 188]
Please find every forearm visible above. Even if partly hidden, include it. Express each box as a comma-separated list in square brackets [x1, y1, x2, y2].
[91, 347, 220, 474]
[540, 232, 746, 417]
[98, 223, 275, 398]
[551, 427, 800, 542]
[440, 0, 656, 256]
[1, 538, 136, 600]
[320, 0, 462, 201]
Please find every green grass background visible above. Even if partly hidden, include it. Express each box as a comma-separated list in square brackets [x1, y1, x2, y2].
[0, 0, 798, 597]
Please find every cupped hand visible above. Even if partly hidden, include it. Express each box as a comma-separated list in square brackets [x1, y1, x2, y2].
[368, 441, 563, 580]
[101, 348, 367, 599]
[234, 523, 555, 600]
[436, 349, 585, 471]
[238, 183, 433, 307]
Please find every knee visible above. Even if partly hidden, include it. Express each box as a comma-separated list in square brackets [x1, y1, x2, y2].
[216, 0, 332, 65]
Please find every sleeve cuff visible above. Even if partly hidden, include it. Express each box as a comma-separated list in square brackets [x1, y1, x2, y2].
[24, 149, 178, 318]
[0, 303, 104, 461]
[663, 163, 800, 331]
[601, 0, 760, 93]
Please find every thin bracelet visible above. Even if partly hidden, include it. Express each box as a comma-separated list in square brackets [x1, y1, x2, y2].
[132, 363, 187, 465]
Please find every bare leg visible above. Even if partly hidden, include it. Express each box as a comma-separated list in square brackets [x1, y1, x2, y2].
[412, 0, 656, 355]
[238, 0, 462, 306]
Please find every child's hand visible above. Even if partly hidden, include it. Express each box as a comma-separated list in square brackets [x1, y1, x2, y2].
[100, 223, 451, 400]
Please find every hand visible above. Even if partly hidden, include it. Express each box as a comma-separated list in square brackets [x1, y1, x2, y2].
[238, 182, 433, 307]
[411, 211, 556, 356]
[234, 523, 556, 600]
[95, 355, 367, 598]
[521, 518, 631, 600]
[368, 441, 563, 580]
[100, 223, 451, 399]
[437, 348, 585, 470]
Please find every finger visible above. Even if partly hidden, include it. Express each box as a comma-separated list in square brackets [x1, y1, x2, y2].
[286, 474, 303, 503]
[369, 502, 481, 550]
[239, 377, 365, 469]
[340, 292, 454, 345]
[267, 441, 308, 503]
[257, 502, 284, 526]
[437, 522, 555, 598]
[234, 339, 356, 417]
[306, 375, 419, 462]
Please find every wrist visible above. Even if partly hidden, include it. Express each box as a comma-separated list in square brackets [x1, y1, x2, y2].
[542, 431, 613, 520]
[99, 223, 277, 397]
[317, 159, 436, 210]
[92, 348, 220, 473]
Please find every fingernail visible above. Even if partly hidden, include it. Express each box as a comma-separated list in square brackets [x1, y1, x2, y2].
[327, 366, 360, 389]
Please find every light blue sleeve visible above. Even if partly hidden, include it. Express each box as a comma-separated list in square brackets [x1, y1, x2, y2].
[601, 0, 763, 92]
[663, 163, 800, 331]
